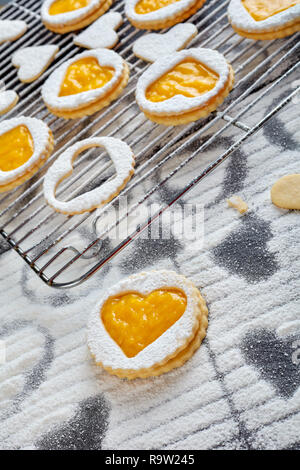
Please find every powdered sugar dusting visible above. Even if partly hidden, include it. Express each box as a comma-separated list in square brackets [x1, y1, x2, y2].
[0, 91, 19, 116]
[74, 12, 123, 50]
[12, 45, 59, 83]
[41, 0, 104, 27]
[125, 0, 199, 25]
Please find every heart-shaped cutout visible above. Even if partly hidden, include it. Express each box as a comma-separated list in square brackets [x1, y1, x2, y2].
[88, 270, 208, 379]
[0, 20, 27, 44]
[12, 45, 59, 83]
[0, 117, 54, 192]
[271, 174, 300, 210]
[228, 0, 300, 39]
[133, 23, 197, 63]
[0, 90, 19, 116]
[49, 0, 91, 15]
[43, 136, 135, 214]
[74, 12, 123, 49]
[101, 288, 187, 358]
[42, 49, 126, 118]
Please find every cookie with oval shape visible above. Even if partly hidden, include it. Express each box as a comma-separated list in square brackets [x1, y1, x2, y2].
[271, 174, 300, 210]
[125, 0, 206, 30]
[228, 0, 300, 39]
[0, 117, 54, 193]
[136, 48, 234, 126]
[133, 23, 197, 62]
[41, 0, 114, 33]
[0, 20, 27, 44]
[88, 270, 208, 379]
[42, 49, 129, 119]
[74, 12, 123, 49]
[12, 45, 59, 83]
[43, 137, 135, 214]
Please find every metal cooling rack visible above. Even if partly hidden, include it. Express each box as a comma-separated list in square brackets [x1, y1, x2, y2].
[0, 0, 299, 288]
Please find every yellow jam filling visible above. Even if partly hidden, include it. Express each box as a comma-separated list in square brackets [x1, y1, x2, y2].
[0, 125, 34, 172]
[242, 0, 300, 22]
[101, 288, 187, 358]
[59, 57, 115, 97]
[49, 0, 90, 15]
[146, 59, 219, 103]
[135, 0, 180, 14]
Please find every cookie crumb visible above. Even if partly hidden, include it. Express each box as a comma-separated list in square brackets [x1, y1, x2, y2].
[227, 195, 248, 214]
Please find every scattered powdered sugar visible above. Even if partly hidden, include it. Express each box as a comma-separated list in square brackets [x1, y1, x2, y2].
[228, 0, 300, 33]
[0, 20, 27, 44]
[74, 12, 123, 50]
[12, 45, 59, 83]
[0, 117, 51, 185]
[133, 23, 197, 63]
[88, 270, 199, 371]
[43, 136, 135, 214]
[136, 48, 230, 116]
[42, 49, 125, 111]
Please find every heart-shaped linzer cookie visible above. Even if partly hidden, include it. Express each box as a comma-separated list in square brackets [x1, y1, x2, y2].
[228, 0, 300, 39]
[74, 12, 123, 49]
[0, 90, 19, 116]
[0, 20, 27, 44]
[88, 270, 208, 379]
[12, 45, 59, 83]
[43, 137, 135, 214]
[0, 117, 54, 193]
[133, 23, 197, 63]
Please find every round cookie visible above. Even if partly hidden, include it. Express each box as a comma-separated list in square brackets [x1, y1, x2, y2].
[271, 174, 300, 210]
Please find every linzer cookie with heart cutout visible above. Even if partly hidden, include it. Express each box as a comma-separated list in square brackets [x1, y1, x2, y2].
[88, 270, 208, 379]
[228, 0, 300, 40]
[43, 137, 135, 214]
[136, 48, 234, 126]
[41, 0, 113, 33]
[125, 0, 206, 29]
[0, 117, 54, 193]
[42, 49, 129, 119]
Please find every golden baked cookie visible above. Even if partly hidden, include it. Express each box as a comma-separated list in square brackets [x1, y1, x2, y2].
[228, 0, 300, 40]
[0, 117, 54, 193]
[42, 49, 129, 119]
[125, 0, 206, 30]
[88, 270, 208, 379]
[41, 0, 113, 33]
[44, 137, 135, 215]
[136, 48, 234, 126]
[271, 174, 300, 210]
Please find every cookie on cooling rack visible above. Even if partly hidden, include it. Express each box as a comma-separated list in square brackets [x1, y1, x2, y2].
[136, 48, 234, 126]
[41, 49, 129, 119]
[12, 45, 59, 83]
[43, 137, 135, 214]
[0, 20, 27, 44]
[0, 90, 19, 116]
[88, 270, 208, 379]
[0, 117, 54, 193]
[74, 12, 123, 49]
[41, 0, 113, 33]
[228, 0, 300, 40]
[125, 0, 207, 29]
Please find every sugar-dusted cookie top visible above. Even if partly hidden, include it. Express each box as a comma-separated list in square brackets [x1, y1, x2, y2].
[74, 12, 123, 49]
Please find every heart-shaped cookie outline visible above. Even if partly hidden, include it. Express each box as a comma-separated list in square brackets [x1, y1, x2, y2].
[41, 0, 105, 29]
[125, 0, 204, 28]
[136, 48, 231, 116]
[43, 136, 135, 214]
[228, 0, 300, 35]
[0, 117, 53, 187]
[12, 45, 59, 83]
[42, 49, 125, 114]
[88, 270, 207, 376]
[74, 12, 123, 50]
[133, 23, 197, 63]
[0, 90, 19, 116]
[0, 20, 27, 44]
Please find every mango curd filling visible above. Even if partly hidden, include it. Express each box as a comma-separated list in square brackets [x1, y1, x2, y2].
[59, 57, 115, 97]
[49, 0, 91, 15]
[0, 125, 34, 172]
[145, 59, 219, 103]
[242, 0, 300, 22]
[101, 288, 187, 358]
[134, 0, 180, 14]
